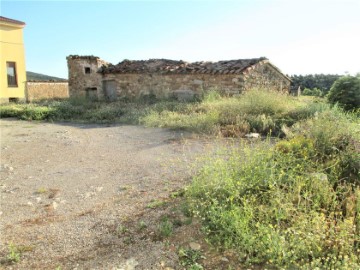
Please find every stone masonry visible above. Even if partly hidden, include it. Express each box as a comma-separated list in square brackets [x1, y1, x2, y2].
[26, 81, 69, 102]
[67, 55, 108, 99]
[67, 56, 291, 101]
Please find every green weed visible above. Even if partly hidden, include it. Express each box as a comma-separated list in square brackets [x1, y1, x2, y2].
[178, 248, 204, 269]
[36, 187, 47, 194]
[158, 216, 173, 238]
[146, 199, 167, 209]
[7, 243, 21, 263]
[116, 224, 128, 235]
[137, 221, 147, 231]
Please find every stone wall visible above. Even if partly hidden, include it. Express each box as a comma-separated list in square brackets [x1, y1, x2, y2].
[101, 73, 247, 100]
[242, 62, 290, 92]
[67, 56, 106, 99]
[25, 82, 69, 102]
[67, 56, 291, 101]
[101, 62, 290, 100]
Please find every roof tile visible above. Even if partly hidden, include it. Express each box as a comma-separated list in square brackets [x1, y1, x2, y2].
[100, 57, 268, 75]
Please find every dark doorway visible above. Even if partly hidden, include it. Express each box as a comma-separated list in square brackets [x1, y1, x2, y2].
[85, 87, 97, 100]
[103, 80, 117, 101]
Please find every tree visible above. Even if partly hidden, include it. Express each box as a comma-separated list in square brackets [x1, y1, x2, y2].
[302, 87, 323, 96]
[290, 74, 341, 95]
[327, 75, 360, 110]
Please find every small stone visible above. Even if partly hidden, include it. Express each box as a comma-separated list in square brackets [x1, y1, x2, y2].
[52, 201, 58, 210]
[96, 186, 104, 192]
[0, 211, 3, 216]
[122, 258, 139, 270]
[160, 261, 166, 267]
[27, 202, 33, 206]
[189, 242, 201, 251]
[245, 133, 260, 138]
[221, 257, 229, 262]
[84, 192, 96, 199]
[36, 197, 42, 203]
[8, 167, 14, 172]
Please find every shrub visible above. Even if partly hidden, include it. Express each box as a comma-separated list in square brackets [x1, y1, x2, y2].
[302, 87, 323, 96]
[0, 104, 23, 118]
[287, 106, 359, 184]
[187, 139, 360, 269]
[327, 75, 360, 110]
[187, 106, 360, 268]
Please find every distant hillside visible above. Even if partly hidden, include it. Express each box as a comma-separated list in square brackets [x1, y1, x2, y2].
[26, 71, 67, 82]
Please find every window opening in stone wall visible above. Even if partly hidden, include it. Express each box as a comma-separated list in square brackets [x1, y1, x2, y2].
[85, 67, 91, 74]
[7, 62, 18, 87]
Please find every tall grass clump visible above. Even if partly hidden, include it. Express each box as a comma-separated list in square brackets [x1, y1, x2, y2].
[142, 89, 322, 136]
[186, 107, 360, 269]
[0, 98, 130, 123]
[1, 90, 333, 137]
[0, 103, 55, 120]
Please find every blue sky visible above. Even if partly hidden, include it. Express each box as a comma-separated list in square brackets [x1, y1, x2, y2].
[2, 0, 360, 78]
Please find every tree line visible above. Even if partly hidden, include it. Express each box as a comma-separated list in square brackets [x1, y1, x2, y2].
[289, 74, 341, 95]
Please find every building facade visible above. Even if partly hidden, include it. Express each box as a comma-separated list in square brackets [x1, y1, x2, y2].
[67, 55, 291, 101]
[0, 16, 26, 103]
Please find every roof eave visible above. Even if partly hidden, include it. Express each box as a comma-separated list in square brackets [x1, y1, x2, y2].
[0, 16, 26, 28]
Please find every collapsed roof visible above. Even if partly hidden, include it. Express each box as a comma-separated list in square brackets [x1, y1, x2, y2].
[99, 57, 269, 75]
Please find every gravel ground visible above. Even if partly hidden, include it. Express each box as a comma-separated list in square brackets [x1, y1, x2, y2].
[0, 119, 217, 269]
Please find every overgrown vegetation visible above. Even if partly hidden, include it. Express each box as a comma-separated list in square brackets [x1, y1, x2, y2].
[1, 87, 359, 268]
[186, 106, 360, 269]
[141, 89, 332, 137]
[0, 97, 136, 123]
[1, 90, 328, 137]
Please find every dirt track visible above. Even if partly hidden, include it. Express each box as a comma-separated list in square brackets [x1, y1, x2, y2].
[0, 119, 215, 269]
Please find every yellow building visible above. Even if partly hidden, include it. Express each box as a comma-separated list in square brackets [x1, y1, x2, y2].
[0, 16, 26, 103]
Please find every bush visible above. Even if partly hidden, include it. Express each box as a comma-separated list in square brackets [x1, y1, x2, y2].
[187, 139, 360, 268]
[327, 75, 360, 110]
[302, 87, 323, 96]
[186, 107, 360, 268]
[0, 104, 24, 118]
[287, 106, 359, 184]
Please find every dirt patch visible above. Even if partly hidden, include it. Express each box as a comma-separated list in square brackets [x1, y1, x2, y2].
[0, 119, 236, 269]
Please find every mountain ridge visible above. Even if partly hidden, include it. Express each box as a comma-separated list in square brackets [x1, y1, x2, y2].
[26, 71, 67, 82]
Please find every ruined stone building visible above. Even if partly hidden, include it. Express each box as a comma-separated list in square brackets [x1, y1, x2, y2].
[67, 55, 291, 101]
